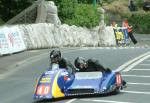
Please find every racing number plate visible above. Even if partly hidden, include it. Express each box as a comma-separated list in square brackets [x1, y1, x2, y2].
[116, 73, 122, 86]
[36, 85, 50, 95]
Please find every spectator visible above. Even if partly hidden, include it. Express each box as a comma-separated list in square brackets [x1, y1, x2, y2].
[111, 21, 124, 46]
[128, 0, 137, 11]
[143, 0, 150, 12]
[122, 19, 137, 45]
[111, 21, 119, 45]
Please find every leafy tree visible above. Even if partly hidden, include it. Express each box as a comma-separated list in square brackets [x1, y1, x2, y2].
[0, 0, 100, 28]
[76, 0, 114, 4]
[0, 0, 33, 22]
[65, 4, 100, 28]
[51, 0, 77, 23]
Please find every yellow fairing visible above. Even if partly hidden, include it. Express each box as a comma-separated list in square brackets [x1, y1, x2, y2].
[52, 71, 65, 98]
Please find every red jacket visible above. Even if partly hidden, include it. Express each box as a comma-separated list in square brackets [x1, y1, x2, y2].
[122, 21, 132, 32]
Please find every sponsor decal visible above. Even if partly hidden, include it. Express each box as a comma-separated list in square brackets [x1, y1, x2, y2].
[8, 33, 14, 47]
[0, 26, 26, 55]
[61, 72, 68, 76]
[45, 71, 54, 75]
[40, 77, 51, 83]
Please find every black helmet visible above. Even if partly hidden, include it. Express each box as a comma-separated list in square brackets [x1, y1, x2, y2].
[50, 50, 61, 63]
[74, 57, 87, 69]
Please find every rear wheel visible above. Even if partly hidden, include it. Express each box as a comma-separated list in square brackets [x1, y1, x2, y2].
[112, 87, 121, 95]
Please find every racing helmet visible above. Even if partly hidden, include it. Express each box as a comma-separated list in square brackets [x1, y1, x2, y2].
[50, 50, 61, 63]
[74, 57, 87, 69]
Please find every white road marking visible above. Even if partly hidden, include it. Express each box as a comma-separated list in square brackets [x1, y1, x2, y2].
[128, 82, 150, 86]
[81, 99, 132, 103]
[122, 74, 150, 78]
[78, 46, 148, 50]
[105, 47, 111, 49]
[66, 99, 77, 103]
[139, 63, 150, 66]
[116, 52, 150, 72]
[132, 69, 150, 71]
[113, 47, 117, 49]
[119, 47, 124, 49]
[27, 50, 40, 52]
[129, 47, 134, 49]
[123, 52, 150, 72]
[122, 90, 150, 95]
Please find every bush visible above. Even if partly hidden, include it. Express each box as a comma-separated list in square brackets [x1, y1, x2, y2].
[0, 18, 4, 25]
[135, 0, 143, 8]
[121, 12, 150, 34]
[64, 4, 100, 28]
[0, 0, 32, 22]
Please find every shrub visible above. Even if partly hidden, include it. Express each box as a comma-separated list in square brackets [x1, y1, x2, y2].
[64, 4, 100, 28]
[121, 12, 150, 34]
[0, 18, 5, 25]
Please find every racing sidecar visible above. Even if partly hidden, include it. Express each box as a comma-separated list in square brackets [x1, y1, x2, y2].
[33, 66, 126, 100]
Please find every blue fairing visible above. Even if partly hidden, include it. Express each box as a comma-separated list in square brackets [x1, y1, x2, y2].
[99, 72, 116, 92]
[67, 72, 102, 89]
[33, 69, 126, 100]
[57, 69, 75, 91]
[64, 71, 117, 94]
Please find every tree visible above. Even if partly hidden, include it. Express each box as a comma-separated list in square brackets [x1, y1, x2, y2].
[51, 0, 77, 23]
[0, 0, 33, 22]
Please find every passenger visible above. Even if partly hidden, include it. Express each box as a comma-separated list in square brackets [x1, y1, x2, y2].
[74, 57, 111, 73]
[49, 50, 76, 74]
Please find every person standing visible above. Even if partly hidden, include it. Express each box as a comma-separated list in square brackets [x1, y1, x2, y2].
[122, 19, 137, 45]
[111, 21, 119, 45]
[143, 0, 150, 12]
[111, 21, 125, 46]
[128, 0, 137, 11]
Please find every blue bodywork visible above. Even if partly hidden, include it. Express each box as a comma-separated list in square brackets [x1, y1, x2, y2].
[33, 69, 126, 100]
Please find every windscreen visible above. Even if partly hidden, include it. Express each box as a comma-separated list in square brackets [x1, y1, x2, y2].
[75, 72, 102, 79]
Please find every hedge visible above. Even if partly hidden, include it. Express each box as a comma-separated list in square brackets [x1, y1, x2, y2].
[122, 12, 150, 34]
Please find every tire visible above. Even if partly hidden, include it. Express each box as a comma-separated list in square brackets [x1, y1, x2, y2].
[112, 87, 121, 95]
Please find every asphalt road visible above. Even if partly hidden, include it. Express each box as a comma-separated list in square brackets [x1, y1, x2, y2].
[0, 46, 150, 103]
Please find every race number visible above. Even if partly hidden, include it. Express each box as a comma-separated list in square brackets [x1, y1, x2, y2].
[36, 85, 50, 95]
[116, 73, 122, 86]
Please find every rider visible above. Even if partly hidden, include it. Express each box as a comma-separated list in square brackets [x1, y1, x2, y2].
[74, 57, 127, 87]
[49, 49, 76, 74]
[74, 57, 111, 73]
